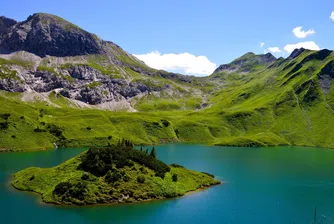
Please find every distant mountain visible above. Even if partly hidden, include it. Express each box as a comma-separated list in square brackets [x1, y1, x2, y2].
[213, 52, 277, 75]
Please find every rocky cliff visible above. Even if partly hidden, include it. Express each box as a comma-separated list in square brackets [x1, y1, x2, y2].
[0, 13, 205, 111]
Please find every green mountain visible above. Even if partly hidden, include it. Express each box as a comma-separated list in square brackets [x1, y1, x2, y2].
[0, 13, 333, 151]
[12, 144, 220, 205]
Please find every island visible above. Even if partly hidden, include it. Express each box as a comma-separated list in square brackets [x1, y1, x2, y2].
[11, 142, 220, 205]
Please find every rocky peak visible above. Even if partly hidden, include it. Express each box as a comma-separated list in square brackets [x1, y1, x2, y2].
[0, 13, 105, 57]
[289, 48, 306, 59]
[0, 16, 17, 36]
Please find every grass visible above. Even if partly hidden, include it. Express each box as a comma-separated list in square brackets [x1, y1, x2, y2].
[11, 146, 220, 205]
[0, 49, 333, 151]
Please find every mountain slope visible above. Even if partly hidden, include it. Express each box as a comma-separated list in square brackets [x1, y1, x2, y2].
[0, 13, 333, 151]
[206, 48, 334, 148]
[0, 13, 211, 111]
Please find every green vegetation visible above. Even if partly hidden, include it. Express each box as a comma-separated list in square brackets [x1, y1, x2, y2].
[0, 49, 333, 151]
[37, 65, 58, 74]
[85, 81, 103, 89]
[11, 143, 220, 205]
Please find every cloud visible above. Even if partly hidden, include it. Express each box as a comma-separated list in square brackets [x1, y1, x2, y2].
[284, 41, 320, 53]
[331, 11, 334, 20]
[260, 42, 265, 47]
[292, 26, 316, 38]
[267, 47, 281, 53]
[133, 51, 216, 76]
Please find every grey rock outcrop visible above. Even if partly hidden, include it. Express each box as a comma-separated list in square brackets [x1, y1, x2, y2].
[0, 16, 17, 36]
[0, 13, 103, 57]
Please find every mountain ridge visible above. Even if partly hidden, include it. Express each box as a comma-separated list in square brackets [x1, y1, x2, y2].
[0, 13, 333, 151]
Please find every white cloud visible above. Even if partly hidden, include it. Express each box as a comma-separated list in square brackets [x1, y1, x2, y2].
[292, 26, 316, 38]
[133, 51, 216, 76]
[267, 47, 281, 53]
[284, 41, 320, 53]
[331, 11, 334, 20]
[260, 42, 265, 47]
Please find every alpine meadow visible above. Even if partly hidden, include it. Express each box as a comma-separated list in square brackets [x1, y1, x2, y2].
[0, 13, 333, 151]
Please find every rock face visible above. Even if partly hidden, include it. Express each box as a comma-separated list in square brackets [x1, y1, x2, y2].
[0, 16, 17, 37]
[0, 61, 170, 105]
[0, 13, 200, 109]
[0, 13, 104, 57]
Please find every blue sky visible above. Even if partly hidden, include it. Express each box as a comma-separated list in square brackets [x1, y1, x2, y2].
[2, 0, 334, 76]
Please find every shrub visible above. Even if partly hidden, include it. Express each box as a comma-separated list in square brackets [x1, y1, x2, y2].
[0, 113, 11, 120]
[29, 175, 35, 181]
[139, 166, 148, 174]
[0, 122, 9, 130]
[137, 175, 145, 183]
[109, 189, 114, 195]
[81, 172, 89, 180]
[170, 163, 184, 168]
[161, 119, 170, 127]
[201, 172, 215, 178]
[53, 182, 72, 195]
[172, 174, 178, 182]
[34, 127, 45, 132]
[123, 174, 131, 182]
[47, 124, 64, 138]
[105, 170, 121, 183]
[155, 171, 165, 179]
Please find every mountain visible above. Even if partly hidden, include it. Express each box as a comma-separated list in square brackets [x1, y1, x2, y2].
[213, 52, 277, 74]
[0, 13, 206, 111]
[0, 13, 333, 151]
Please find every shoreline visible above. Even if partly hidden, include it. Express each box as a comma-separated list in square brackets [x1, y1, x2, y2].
[1, 141, 333, 153]
[10, 178, 222, 208]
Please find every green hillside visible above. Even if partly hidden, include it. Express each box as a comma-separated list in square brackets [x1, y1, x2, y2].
[1, 48, 333, 151]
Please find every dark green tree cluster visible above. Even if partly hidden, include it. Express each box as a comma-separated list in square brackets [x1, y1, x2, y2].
[117, 138, 134, 148]
[150, 147, 156, 158]
[53, 181, 87, 201]
[80, 144, 170, 179]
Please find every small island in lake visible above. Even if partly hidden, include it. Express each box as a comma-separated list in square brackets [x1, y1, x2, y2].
[11, 142, 220, 205]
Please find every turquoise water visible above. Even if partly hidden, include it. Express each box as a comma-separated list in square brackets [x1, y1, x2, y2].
[1, 144, 334, 224]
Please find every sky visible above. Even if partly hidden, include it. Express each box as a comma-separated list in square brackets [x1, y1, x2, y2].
[2, 0, 334, 76]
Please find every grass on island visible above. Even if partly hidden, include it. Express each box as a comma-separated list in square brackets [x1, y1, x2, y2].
[11, 142, 220, 205]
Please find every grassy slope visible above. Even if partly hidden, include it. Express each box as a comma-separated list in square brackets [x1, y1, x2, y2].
[1, 50, 333, 151]
[11, 149, 220, 205]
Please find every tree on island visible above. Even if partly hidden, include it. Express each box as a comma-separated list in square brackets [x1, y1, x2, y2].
[150, 146, 156, 158]
[172, 174, 178, 182]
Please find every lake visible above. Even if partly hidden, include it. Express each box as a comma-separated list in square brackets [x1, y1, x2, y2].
[1, 144, 334, 224]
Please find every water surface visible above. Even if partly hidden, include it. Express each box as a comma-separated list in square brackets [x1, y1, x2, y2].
[1, 144, 334, 224]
